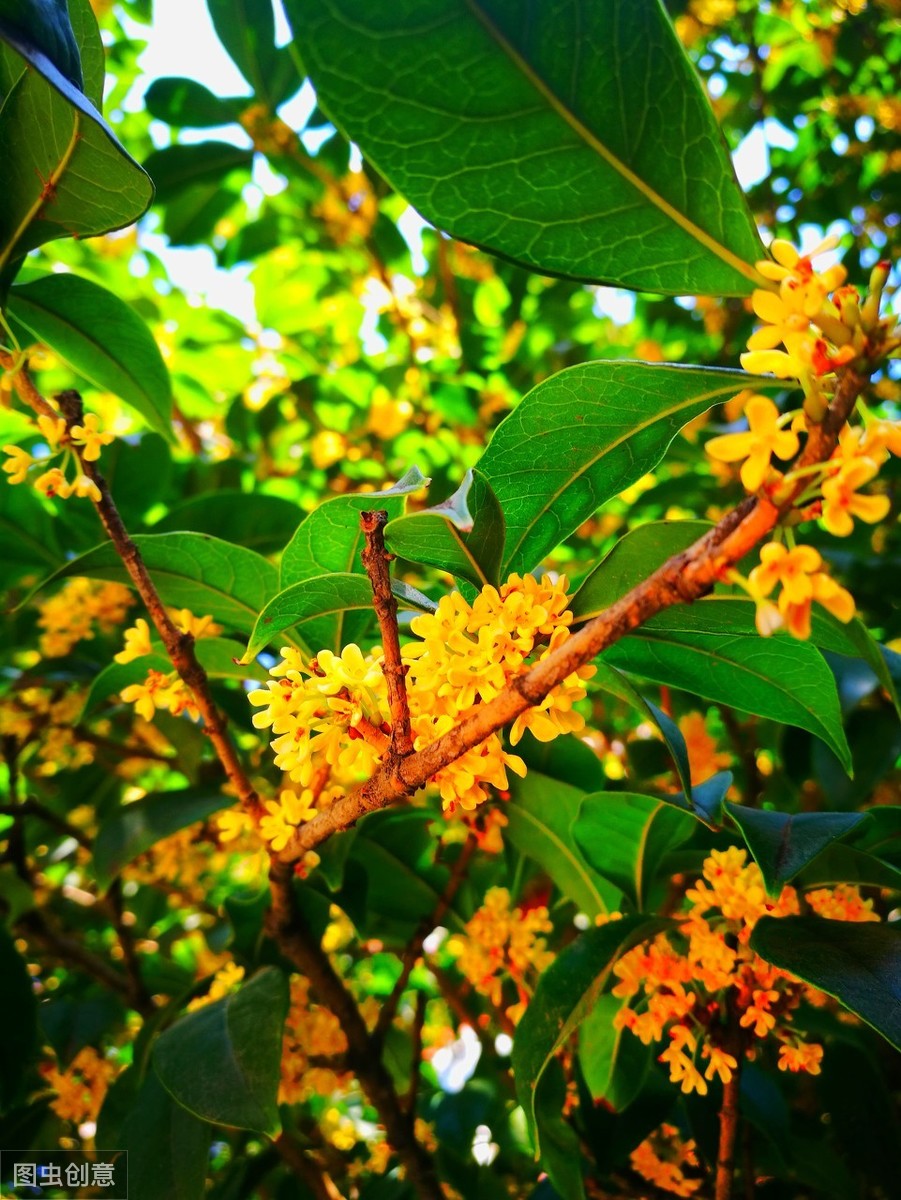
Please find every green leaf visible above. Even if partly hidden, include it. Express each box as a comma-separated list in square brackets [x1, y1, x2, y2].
[478, 365, 778, 574]
[665, 770, 731, 828]
[26, 533, 278, 636]
[93, 788, 235, 891]
[725, 803, 869, 893]
[8, 273, 173, 438]
[153, 966, 289, 1135]
[532, 1060, 585, 1200]
[118, 1067, 211, 1200]
[0, 924, 38, 1113]
[512, 916, 669, 1149]
[279, 466, 428, 650]
[591, 660, 693, 798]
[578, 993, 651, 1113]
[0, 6, 152, 281]
[0, 0, 82, 88]
[144, 77, 246, 128]
[150, 491, 302, 555]
[573, 792, 695, 910]
[143, 142, 254, 205]
[570, 519, 712, 618]
[604, 631, 852, 773]
[797, 844, 901, 893]
[386, 470, 497, 588]
[506, 772, 620, 918]
[207, 0, 301, 107]
[285, 0, 762, 294]
[750, 917, 901, 1052]
[242, 572, 435, 661]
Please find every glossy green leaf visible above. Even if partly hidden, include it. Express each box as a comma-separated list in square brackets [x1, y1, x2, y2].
[150, 490, 302, 555]
[512, 916, 669, 1149]
[604, 631, 852, 772]
[27, 533, 278, 636]
[797, 844, 901, 893]
[143, 142, 254, 205]
[506, 772, 620, 918]
[118, 1068, 211, 1200]
[665, 770, 731, 828]
[0, 925, 38, 1112]
[573, 792, 694, 910]
[726, 803, 869, 893]
[578, 993, 652, 1113]
[93, 788, 236, 891]
[285, 0, 762, 294]
[0, 0, 82, 88]
[242, 571, 435, 661]
[8, 273, 173, 438]
[153, 966, 289, 1135]
[592, 660, 693, 798]
[144, 77, 246, 128]
[532, 1060, 585, 1200]
[207, 0, 301, 107]
[478, 365, 778, 574]
[0, 2, 152, 281]
[750, 917, 901, 1052]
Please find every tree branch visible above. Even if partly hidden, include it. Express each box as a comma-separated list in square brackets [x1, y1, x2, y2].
[360, 509, 414, 757]
[278, 367, 870, 861]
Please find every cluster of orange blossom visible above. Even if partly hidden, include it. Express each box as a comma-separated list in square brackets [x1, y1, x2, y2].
[237, 574, 592, 850]
[630, 1121, 702, 1198]
[36, 578, 133, 658]
[115, 610, 222, 723]
[705, 240, 898, 640]
[0, 685, 95, 775]
[448, 886, 554, 1025]
[2, 406, 114, 501]
[613, 846, 879, 1096]
[40, 1046, 118, 1127]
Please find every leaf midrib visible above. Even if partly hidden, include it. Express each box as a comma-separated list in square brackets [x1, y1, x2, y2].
[464, 0, 760, 287]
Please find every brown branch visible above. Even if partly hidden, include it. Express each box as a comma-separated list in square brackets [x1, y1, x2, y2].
[405, 990, 428, 1113]
[106, 878, 154, 1014]
[266, 860, 443, 1200]
[374, 831, 478, 1044]
[715, 1067, 742, 1200]
[360, 510, 414, 757]
[278, 367, 870, 862]
[6, 380, 262, 819]
[274, 1132, 346, 1200]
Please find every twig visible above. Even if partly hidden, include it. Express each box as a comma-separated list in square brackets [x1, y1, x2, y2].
[360, 510, 414, 757]
[106, 878, 153, 1013]
[715, 1067, 742, 1200]
[0, 799, 92, 848]
[374, 831, 478, 1044]
[277, 366, 871, 861]
[266, 860, 443, 1200]
[274, 1132, 346, 1200]
[405, 990, 427, 1113]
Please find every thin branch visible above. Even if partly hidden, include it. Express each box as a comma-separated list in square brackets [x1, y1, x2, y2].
[715, 1067, 742, 1200]
[374, 831, 478, 1044]
[360, 510, 414, 757]
[106, 878, 154, 1014]
[405, 990, 427, 1113]
[0, 800, 91, 849]
[274, 1132, 347, 1200]
[266, 860, 443, 1200]
[278, 367, 871, 861]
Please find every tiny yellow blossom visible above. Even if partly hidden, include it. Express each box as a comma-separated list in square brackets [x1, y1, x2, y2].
[115, 618, 153, 664]
[705, 395, 799, 492]
[820, 459, 891, 537]
[1, 444, 34, 484]
[69, 412, 114, 462]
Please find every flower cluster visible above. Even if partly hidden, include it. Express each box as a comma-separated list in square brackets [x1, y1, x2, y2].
[40, 1046, 117, 1126]
[612, 847, 879, 1096]
[704, 240, 898, 640]
[447, 886, 554, 1024]
[279, 974, 352, 1104]
[37, 578, 133, 658]
[2, 408, 113, 501]
[630, 1122, 702, 1198]
[245, 575, 593, 834]
[117, 610, 222, 723]
[187, 961, 246, 1012]
[0, 687, 95, 774]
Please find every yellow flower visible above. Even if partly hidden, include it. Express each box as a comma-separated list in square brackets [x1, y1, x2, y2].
[36, 413, 67, 449]
[115, 618, 153, 663]
[820, 459, 891, 536]
[34, 466, 71, 498]
[1, 444, 34, 484]
[69, 412, 114, 462]
[217, 809, 255, 842]
[778, 1040, 823, 1075]
[259, 788, 318, 851]
[702, 1044, 738, 1084]
[70, 474, 102, 502]
[705, 395, 799, 492]
[749, 543, 822, 606]
[168, 609, 223, 639]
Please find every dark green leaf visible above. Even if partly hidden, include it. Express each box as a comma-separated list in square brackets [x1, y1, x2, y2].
[27, 533, 278, 636]
[531, 1061, 585, 1200]
[8, 273, 173, 438]
[478, 365, 777, 574]
[242, 572, 435, 661]
[207, 0, 301, 107]
[0, 925, 38, 1113]
[143, 142, 254, 205]
[512, 916, 669, 1148]
[93, 789, 235, 891]
[797, 844, 901, 892]
[144, 77, 246, 128]
[153, 966, 289, 1135]
[506, 772, 620, 918]
[285, 0, 762, 294]
[725, 803, 869, 893]
[750, 917, 901, 1051]
[573, 792, 694, 910]
[0, 0, 82, 88]
[118, 1067, 211, 1200]
[665, 770, 731, 828]
[578, 993, 651, 1113]
[150, 491, 302, 555]
[604, 631, 852, 773]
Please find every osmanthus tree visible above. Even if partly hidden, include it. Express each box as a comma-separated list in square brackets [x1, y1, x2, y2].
[0, 1, 900, 1198]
